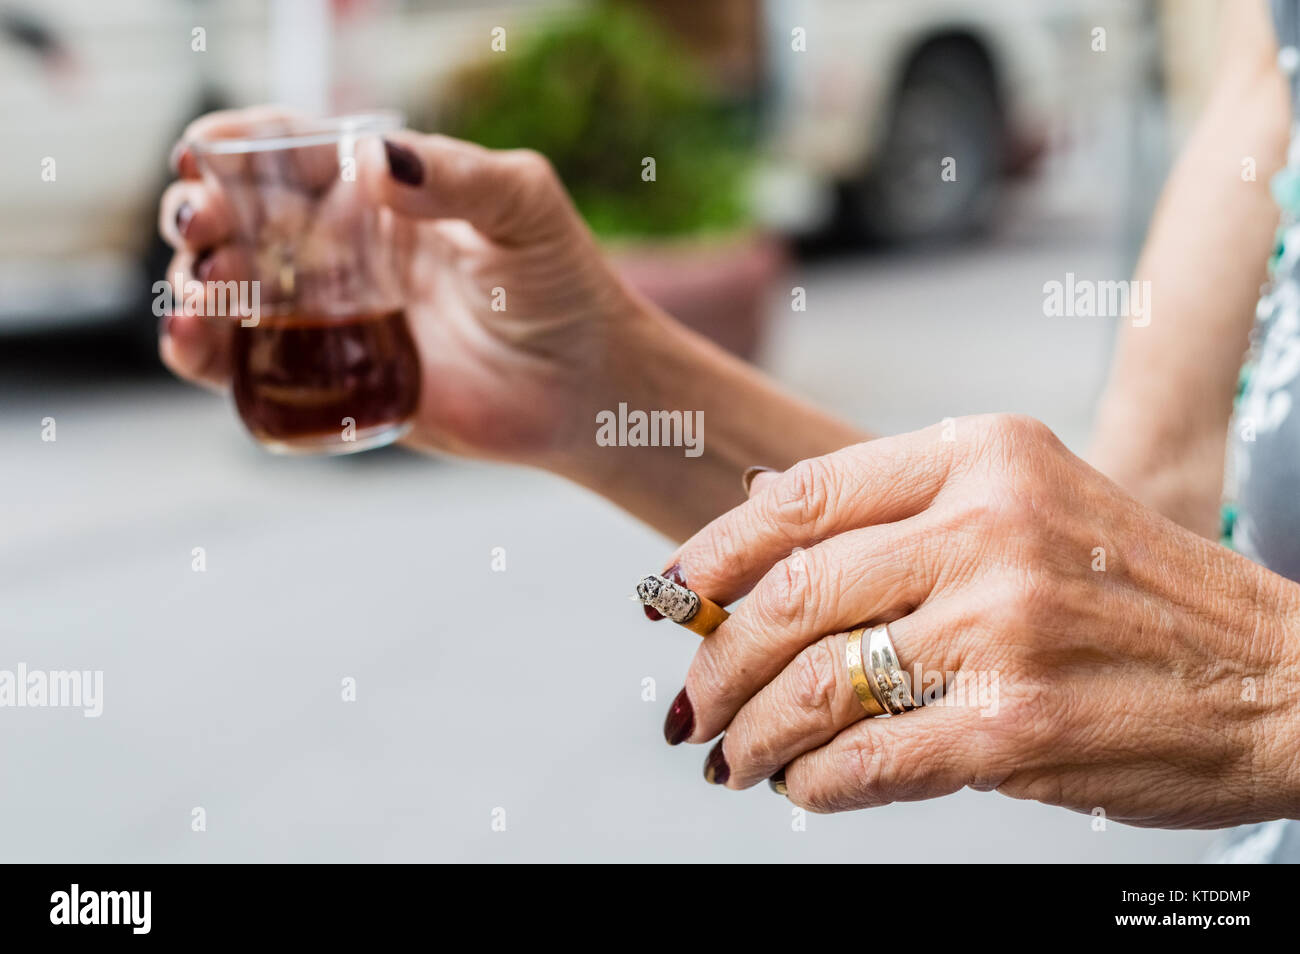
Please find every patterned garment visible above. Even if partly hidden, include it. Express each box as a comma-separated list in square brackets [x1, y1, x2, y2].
[1209, 0, 1300, 863]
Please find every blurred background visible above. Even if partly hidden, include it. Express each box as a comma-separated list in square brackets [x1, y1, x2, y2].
[2, 0, 1230, 861]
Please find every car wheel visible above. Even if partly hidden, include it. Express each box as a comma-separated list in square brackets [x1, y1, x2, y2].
[851, 40, 1002, 244]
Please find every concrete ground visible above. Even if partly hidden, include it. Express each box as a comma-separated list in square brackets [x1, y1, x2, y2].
[0, 156, 1223, 862]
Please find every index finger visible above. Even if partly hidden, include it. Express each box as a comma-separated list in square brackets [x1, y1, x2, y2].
[667, 425, 956, 606]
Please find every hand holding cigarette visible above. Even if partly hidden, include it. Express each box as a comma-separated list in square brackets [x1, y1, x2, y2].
[640, 416, 1300, 829]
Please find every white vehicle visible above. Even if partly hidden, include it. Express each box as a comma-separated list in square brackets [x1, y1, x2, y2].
[0, 0, 1149, 343]
[0, 0, 550, 343]
[760, 0, 1148, 240]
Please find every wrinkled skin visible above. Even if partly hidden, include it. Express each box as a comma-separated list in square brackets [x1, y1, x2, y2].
[668, 414, 1300, 828]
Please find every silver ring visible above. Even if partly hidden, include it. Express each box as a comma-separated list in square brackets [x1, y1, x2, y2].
[865, 624, 916, 715]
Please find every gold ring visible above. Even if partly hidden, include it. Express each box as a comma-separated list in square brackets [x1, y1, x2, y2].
[845, 626, 887, 717]
[866, 623, 917, 715]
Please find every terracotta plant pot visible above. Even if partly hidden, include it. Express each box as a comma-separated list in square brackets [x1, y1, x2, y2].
[609, 234, 785, 361]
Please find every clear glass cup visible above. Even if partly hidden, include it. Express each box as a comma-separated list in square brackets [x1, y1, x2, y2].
[188, 112, 420, 455]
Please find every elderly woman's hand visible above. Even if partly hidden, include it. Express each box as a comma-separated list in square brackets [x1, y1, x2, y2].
[663, 414, 1300, 828]
[158, 107, 651, 469]
[156, 107, 868, 539]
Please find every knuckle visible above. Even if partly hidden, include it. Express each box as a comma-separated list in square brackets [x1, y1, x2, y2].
[983, 682, 1062, 758]
[793, 740, 883, 814]
[840, 735, 887, 802]
[697, 515, 754, 585]
[685, 647, 733, 722]
[1010, 570, 1055, 629]
[502, 149, 560, 200]
[789, 778, 840, 815]
[757, 545, 843, 634]
[788, 637, 843, 721]
[769, 456, 837, 533]
[758, 550, 815, 629]
[946, 476, 1040, 544]
[724, 726, 769, 783]
[724, 718, 785, 788]
[969, 413, 1043, 466]
[505, 147, 555, 178]
[991, 487, 1041, 545]
[990, 412, 1051, 444]
[946, 494, 1002, 535]
[786, 737, 890, 816]
[983, 572, 1044, 635]
[472, 146, 566, 238]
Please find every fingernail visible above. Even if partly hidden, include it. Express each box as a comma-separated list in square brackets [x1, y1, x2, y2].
[663, 688, 694, 745]
[384, 139, 424, 186]
[703, 739, 730, 785]
[643, 562, 687, 621]
[158, 313, 175, 338]
[193, 248, 215, 282]
[741, 465, 775, 494]
[768, 769, 788, 796]
[176, 201, 195, 238]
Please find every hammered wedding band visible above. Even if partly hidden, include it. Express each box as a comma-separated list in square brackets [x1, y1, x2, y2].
[865, 623, 917, 715]
[845, 626, 888, 717]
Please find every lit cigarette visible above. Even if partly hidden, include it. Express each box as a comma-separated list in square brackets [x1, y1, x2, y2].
[635, 573, 729, 637]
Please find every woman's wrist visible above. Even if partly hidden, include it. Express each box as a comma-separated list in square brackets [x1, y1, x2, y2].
[1089, 389, 1226, 539]
[1255, 571, 1300, 815]
[543, 300, 869, 540]
[1157, 541, 1300, 820]
[535, 299, 694, 480]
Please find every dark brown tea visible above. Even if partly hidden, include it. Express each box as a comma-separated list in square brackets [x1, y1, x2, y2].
[232, 310, 421, 452]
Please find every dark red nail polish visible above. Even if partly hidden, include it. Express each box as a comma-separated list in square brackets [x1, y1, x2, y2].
[193, 248, 214, 282]
[768, 769, 787, 796]
[643, 562, 687, 621]
[176, 201, 195, 238]
[704, 739, 730, 785]
[384, 139, 424, 186]
[663, 688, 694, 745]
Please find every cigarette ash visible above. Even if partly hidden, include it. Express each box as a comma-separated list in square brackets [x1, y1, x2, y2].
[635, 573, 700, 623]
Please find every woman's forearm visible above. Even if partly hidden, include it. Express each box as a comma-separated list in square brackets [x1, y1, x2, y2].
[553, 304, 869, 541]
[1089, 0, 1286, 537]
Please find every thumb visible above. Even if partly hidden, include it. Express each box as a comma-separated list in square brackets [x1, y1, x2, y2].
[362, 132, 578, 246]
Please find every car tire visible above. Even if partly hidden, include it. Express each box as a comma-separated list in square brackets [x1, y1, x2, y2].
[849, 40, 1002, 244]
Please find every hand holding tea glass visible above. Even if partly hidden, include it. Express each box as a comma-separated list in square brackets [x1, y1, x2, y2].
[161, 108, 624, 456]
[159, 107, 863, 533]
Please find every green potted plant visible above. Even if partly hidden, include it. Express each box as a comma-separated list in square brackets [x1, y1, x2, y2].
[434, 0, 781, 358]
